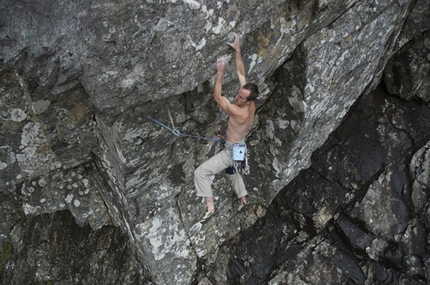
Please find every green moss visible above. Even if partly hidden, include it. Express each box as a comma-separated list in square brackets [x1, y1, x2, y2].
[0, 239, 13, 277]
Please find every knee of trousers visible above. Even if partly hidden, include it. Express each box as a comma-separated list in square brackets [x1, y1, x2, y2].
[194, 161, 216, 178]
[194, 166, 209, 186]
[194, 166, 212, 197]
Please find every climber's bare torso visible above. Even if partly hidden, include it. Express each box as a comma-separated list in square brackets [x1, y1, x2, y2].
[213, 57, 255, 143]
[224, 88, 255, 142]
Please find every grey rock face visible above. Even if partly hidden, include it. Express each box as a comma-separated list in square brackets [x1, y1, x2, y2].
[218, 86, 430, 284]
[0, 0, 429, 284]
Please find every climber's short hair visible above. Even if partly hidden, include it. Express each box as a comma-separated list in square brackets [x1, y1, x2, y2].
[243, 83, 259, 101]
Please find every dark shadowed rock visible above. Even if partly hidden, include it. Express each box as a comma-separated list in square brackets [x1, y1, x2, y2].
[212, 86, 430, 284]
[1, 210, 149, 285]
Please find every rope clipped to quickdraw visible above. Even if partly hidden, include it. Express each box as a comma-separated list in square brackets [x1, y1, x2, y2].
[148, 109, 224, 161]
[167, 109, 178, 160]
[148, 116, 223, 142]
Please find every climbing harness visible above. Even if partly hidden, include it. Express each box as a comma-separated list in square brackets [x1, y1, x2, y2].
[232, 143, 246, 161]
[224, 142, 250, 175]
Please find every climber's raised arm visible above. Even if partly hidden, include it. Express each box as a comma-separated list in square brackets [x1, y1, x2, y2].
[227, 33, 247, 87]
[213, 57, 237, 116]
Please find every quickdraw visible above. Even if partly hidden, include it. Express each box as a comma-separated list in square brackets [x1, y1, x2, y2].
[148, 110, 223, 142]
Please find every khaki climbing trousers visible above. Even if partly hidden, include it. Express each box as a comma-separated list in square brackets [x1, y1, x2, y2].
[194, 140, 247, 199]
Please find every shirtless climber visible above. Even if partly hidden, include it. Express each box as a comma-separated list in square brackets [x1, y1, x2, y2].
[194, 33, 259, 224]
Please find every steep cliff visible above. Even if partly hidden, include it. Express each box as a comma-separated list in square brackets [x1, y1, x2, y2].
[0, 0, 429, 284]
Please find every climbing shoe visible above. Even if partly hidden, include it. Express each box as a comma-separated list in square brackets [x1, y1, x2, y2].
[200, 211, 216, 224]
[237, 202, 247, 214]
